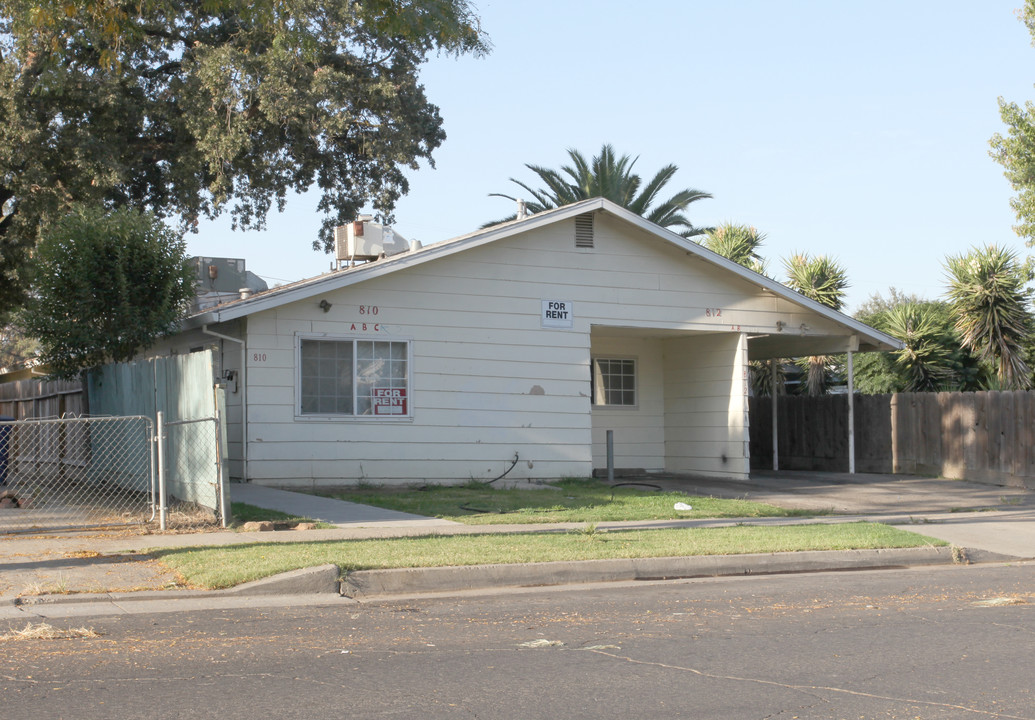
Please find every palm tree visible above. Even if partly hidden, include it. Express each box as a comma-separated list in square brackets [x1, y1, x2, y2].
[783, 252, 850, 395]
[944, 244, 1033, 389]
[883, 303, 954, 392]
[487, 144, 712, 237]
[700, 222, 768, 275]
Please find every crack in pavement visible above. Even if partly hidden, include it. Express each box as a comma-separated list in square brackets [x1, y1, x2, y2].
[584, 648, 1035, 719]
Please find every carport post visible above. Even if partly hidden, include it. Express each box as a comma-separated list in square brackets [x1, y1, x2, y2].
[846, 336, 859, 475]
[771, 360, 779, 471]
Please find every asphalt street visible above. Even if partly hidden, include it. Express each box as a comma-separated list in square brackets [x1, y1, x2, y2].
[2, 562, 1034, 719]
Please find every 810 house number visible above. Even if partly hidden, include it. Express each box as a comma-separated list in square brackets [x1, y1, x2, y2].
[252, 352, 267, 362]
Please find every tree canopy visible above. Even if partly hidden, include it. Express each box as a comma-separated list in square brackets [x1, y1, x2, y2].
[19, 205, 196, 378]
[487, 144, 712, 237]
[991, 0, 1035, 244]
[0, 0, 488, 313]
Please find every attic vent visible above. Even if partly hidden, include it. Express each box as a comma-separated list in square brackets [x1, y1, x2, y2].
[574, 213, 594, 248]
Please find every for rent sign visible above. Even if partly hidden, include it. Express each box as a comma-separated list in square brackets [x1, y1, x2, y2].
[541, 299, 573, 329]
[371, 388, 407, 415]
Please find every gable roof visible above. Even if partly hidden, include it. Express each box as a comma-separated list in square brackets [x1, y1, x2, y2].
[184, 198, 901, 357]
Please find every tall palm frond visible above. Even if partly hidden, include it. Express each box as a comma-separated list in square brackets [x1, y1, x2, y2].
[486, 144, 712, 236]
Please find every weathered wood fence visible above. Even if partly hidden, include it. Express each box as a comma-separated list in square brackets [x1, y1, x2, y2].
[0, 378, 85, 419]
[750, 391, 1035, 488]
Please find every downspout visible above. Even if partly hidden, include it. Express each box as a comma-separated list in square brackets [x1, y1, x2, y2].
[202, 324, 248, 483]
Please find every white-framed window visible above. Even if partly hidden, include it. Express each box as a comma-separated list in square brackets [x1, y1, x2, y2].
[592, 357, 637, 407]
[298, 336, 410, 418]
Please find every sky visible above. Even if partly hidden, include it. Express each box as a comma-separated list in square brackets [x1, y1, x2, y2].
[187, 1, 1035, 314]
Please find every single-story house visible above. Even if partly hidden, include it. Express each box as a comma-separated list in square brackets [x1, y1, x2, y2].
[149, 197, 900, 488]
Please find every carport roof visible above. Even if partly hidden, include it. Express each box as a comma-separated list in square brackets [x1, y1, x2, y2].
[184, 198, 902, 358]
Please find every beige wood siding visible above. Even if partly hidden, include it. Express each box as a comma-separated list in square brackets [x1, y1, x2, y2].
[662, 333, 750, 478]
[236, 214, 822, 485]
[590, 336, 665, 471]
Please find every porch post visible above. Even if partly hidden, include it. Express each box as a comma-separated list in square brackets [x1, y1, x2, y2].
[846, 336, 858, 475]
[771, 359, 779, 471]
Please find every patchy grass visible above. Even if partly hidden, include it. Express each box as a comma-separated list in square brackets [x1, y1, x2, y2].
[230, 502, 334, 530]
[325, 478, 817, 524]
[153, 522, 945, 590]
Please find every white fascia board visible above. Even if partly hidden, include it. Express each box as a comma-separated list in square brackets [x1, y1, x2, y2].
[182, 196, 900, 352]
[598, 203, 902, 352]
[182, 199, 609, 329]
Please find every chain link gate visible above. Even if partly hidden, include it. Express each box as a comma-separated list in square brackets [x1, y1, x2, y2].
[0, 416, 155, 533]
[0, 413, 228, 535]
[156, 412, 229, 531]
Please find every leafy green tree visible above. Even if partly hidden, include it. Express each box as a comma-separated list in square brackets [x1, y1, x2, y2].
[488, 144, 712, 237]
[0, 0, 488, 314]
[0, 323, 37, 370]
[853, 291, 990, 393]
[991, 0, 1035, 244]
[700, 222, 768, 275]
[783, 253, 850, 395]
[19, 206, 195, 378]
[944, 244, 1033, 389]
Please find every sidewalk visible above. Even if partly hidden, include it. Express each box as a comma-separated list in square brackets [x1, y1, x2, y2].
[2, 474, 1033, 617]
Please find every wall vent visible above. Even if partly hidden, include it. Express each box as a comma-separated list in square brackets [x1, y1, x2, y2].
[574, 213, 594, 248]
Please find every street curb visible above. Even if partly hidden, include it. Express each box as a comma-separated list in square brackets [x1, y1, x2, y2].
[6, 564, 343, 608]
[341, 547, 963, 598]
[225, 564, 341, 596]
[5, 547, 1018, 609]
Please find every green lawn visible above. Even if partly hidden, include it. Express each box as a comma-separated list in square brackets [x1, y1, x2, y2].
[325, 478, 819, 524]
[153, 522, 944, 590]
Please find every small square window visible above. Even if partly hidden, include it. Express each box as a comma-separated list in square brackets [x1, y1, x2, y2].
[592, 358, 636, 407]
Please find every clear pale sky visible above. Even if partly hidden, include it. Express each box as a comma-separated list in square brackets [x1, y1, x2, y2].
[187, 1, 1035, 313]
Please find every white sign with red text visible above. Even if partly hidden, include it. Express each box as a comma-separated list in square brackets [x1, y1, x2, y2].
[371, 388, 407, 415]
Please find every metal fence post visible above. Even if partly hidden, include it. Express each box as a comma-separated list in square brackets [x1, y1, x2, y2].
[156, 410, 167, 531]
[606, 430, 614, 483]
[214, 385, 230, 528]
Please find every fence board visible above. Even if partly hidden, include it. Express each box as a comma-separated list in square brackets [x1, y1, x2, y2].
[749, 390, 1035, 488]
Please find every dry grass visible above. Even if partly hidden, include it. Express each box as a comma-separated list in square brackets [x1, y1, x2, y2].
[0, 622, 100, 641]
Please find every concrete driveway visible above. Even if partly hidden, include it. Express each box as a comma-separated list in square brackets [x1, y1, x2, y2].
[651, 469, 1035, 514]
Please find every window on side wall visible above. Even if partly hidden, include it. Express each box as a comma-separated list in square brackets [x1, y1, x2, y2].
[299, 338, 410, 417]
[591, 357, 636, 407]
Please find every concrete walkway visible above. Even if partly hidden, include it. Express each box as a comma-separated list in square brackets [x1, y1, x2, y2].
[231, 484, 459, 528]
[1, 472, 1033, 617]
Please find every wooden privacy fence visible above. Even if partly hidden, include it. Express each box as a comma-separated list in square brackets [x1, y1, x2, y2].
[749, 391, 1035, 488]
[749, 394, 892, 474]
[0, 378, 85, 419]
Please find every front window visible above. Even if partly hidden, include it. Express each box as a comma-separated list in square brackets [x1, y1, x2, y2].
[300, 338, 409, 417]
[592, 358, 636, 407]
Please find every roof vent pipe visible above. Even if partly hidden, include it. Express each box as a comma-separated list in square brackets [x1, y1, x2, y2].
[516, 199, 527, 220]
[239, 288, 252, 300]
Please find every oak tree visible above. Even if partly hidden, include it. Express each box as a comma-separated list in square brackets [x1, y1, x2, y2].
[0, 0, 487, 313]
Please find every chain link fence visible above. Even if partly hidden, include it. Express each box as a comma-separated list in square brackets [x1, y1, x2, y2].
[159, 415, 227, 531]
[0, 414, 227, 535]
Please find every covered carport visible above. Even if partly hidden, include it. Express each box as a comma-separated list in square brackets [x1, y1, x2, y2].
[747, 323, 902, 474]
